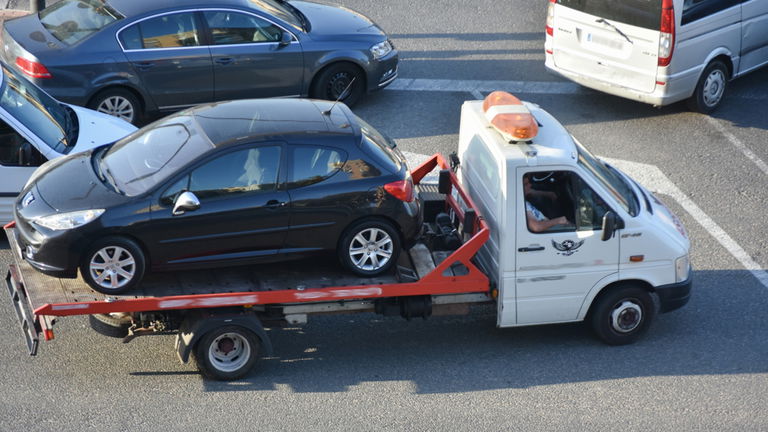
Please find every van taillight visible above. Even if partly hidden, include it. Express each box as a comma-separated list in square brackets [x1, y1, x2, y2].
[15, 57, 52, 79]
[546, 0, 556, 36]
[658, 0, 675, 67]
[384, 178, 414, 203]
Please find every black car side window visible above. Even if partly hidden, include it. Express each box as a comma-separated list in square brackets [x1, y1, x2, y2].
[288, 146, 346, 189]
[139, 12, 201, 48]
[160, 175, 190, 206]
[203, 11, 284, 45]
[190, 146, 281, 199]
[0, 120, 45, 167]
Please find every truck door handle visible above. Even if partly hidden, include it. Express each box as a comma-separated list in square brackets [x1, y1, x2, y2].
[518, 246, 545, 252]
[133, 61, 154, 70]
[265, 200, 286, 208]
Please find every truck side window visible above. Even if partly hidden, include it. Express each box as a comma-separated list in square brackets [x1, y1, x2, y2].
[570, 174, 612, 231]
[0, 119, 45, 167]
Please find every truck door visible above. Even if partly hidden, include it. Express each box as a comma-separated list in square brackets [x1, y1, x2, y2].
[514, 169, 619, 325]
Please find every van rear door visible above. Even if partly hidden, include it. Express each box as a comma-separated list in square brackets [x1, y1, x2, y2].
[551, 0, 662, 93]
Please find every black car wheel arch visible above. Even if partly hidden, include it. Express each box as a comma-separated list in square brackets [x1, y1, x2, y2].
[80, 235, 147, 294]
[338, 217, 402, 277]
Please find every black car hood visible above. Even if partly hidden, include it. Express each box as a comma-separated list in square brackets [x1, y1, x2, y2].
[33, 151, 126, 213]
[293, 1, 385, 40]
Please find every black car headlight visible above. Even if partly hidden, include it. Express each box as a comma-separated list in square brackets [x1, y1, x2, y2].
[370, 40, 393, 60]
[34, 209, 105, 231]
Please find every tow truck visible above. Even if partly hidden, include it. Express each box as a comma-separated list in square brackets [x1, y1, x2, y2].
[3, 93, 692, 380]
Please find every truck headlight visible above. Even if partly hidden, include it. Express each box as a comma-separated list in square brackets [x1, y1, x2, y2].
[370, 40, 393, 59]
[675, 255, 690, 283]
[34, 209, 104, 230]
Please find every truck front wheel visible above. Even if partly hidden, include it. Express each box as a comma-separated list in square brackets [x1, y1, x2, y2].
[590, 286, 656, 345]
[192, 325, 260, 380]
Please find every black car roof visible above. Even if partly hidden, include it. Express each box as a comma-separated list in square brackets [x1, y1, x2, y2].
[186, 98, 356, 147]
[108, 0, 256, 17]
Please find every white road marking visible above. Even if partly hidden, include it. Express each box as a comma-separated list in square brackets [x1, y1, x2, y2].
[704, 116, 768, 177]
[471, 90, 485, 100]
[405, 151, 768, 289]
[386, 78, 584, 94]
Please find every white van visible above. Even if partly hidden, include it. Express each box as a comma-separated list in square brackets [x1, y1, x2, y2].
[457, 92, 691, 343]
[544, 0, 768, 113]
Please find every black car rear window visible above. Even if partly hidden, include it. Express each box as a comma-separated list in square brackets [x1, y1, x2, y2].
[354, 116, 401, 174]
[40, 0, 123, 45]
[557, 0, 661, 30]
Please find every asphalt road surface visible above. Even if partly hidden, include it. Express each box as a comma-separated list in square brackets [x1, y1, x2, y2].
[1, 0, 767, 430]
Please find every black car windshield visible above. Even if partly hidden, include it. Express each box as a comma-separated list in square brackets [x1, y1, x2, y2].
[248, 0, 303, 30]
[100, 115, 214, 196]
[574, 138, 639, 217]
[40, 0, 123, 45]
[0, 64, 70, 153]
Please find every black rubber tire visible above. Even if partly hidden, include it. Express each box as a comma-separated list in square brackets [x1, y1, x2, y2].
[88, 313, 132, 338]
[80, 236, 146, 295]
[192, 326, 260, 381]
[590, 285, 656, 345]
[339, 219, 401, 277]
[87, 88, 142, 125]
[310, 63, 365, 107]
[687, 60, 728, 114]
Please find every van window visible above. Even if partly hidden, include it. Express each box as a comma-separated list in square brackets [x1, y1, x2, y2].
[574, 139, 639, 217]
[557, 0, 661, 30]
[682, 0, 741, 25]
[465, 135, 500, 194]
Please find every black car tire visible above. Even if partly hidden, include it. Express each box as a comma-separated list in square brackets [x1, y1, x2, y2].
[80, 236, 146, 295]
[339, 219, 401, 277]
[687, 60, 728, 114]
[192, 325, 260, 381]
[88, 88, 142, 125]
[590, 285, 656, 346]
[88, 313, 132, 338]
[310, 63, 365, 107]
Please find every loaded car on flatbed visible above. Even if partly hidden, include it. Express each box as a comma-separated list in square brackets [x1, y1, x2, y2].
[3, 93, 692, 380]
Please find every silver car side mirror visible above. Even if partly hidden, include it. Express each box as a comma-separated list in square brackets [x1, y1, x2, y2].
[172, 191, 200, 216]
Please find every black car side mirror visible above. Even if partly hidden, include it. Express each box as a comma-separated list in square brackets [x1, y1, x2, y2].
[601, 211, 622, 241]
[172, 191, 200, 216]
[278, 32, 292, 48]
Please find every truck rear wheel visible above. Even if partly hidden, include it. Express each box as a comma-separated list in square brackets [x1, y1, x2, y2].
[590, 285, 656, 345]
[88, 313, 132, 338]
[192, 325, 260, 380]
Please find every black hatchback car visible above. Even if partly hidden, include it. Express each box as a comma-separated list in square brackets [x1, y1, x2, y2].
[14, 98, 422, 294]
[1, 0, 398, 124]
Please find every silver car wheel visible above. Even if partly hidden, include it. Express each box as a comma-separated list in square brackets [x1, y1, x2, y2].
[96, 95, 135, 122]
[702, 69, 726, 108]
[610, 300, 643, 334]
[348, 227, 393, 271]
[207, 332, 252, 373]
[89, 246, 136, 290]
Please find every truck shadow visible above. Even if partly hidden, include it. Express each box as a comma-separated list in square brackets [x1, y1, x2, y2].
[193, 268, 766, 393]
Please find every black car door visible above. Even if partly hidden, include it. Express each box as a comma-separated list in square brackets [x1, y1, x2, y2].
[144, 143, 290, 269]
[201, 10, 304, 101]
[119, 11, 214, 110]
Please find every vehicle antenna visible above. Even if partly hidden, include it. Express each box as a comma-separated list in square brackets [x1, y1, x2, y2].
[322, 76, 357, 116]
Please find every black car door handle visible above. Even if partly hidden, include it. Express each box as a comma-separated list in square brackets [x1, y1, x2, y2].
[133, 62, 154, 70]
[215, 57, 234, 65]
[265, 200, 286, 208]
[518, 246, 545, 252]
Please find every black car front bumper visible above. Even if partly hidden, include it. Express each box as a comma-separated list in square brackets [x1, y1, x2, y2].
[656, 274, 692, 313]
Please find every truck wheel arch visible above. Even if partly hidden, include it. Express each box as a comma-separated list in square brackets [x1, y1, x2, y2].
[175, 310, 273, 365]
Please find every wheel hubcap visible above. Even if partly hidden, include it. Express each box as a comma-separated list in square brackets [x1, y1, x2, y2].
[97, 96, 135, 122]
[208, 332, 251, 373]
[702, 70, 726, 107]
[349, 227, 393, 271]
[610, 300, 643, 333]
[89, 246, 136, 290]
[328, 72, 354, 100]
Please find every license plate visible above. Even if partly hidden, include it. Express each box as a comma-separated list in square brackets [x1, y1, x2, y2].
[585, 33, 623, 50]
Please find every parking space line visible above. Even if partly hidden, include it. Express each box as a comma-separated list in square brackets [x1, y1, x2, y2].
[704, 116, 768, 177]
[605, 157, 768, 290]
[471, 90, 484, 100]
[386, 78, 584, 94]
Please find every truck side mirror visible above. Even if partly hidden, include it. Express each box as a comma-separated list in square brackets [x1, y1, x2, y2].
[173, 191, 200, 216]
[601, 211, 620, 241]
[463, 209, 476, 235]
[438, 169, 452, 194]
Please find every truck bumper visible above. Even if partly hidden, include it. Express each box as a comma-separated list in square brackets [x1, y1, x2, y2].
[655, 276, 692, 313]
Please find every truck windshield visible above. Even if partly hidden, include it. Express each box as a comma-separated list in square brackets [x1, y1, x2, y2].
[557, 0, 661, 30]
[575, 139, 639, 217]
[99, 115, 214, 196]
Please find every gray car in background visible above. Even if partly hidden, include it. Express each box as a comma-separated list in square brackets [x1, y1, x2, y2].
[0, 0, 398, 124]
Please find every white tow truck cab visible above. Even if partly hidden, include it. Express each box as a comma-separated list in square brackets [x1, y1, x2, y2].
[457, 91, 692, 344]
